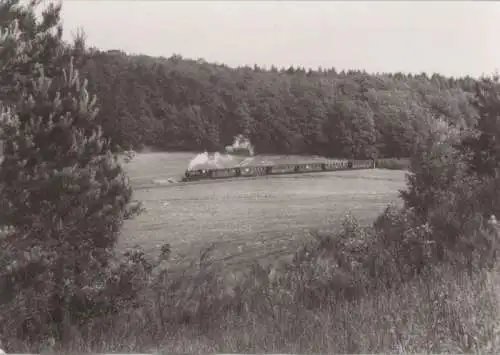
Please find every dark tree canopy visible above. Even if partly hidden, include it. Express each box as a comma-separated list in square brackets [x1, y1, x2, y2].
[78, 50, 480, 158]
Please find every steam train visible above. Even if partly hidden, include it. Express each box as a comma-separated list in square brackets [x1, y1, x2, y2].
[182, 158, 376, 182]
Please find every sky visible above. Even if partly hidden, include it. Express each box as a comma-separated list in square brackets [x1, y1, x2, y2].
[59, 1, 500, 78]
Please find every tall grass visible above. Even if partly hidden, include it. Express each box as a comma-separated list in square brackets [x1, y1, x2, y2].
[5, 231, 500, 354]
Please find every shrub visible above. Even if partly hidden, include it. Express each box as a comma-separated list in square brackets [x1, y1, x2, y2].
[398, 110, 500, 274]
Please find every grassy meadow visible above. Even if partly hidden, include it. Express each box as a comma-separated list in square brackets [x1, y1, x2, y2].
[8, 152, 500, 354]
[120, 152, 406, 268]
[75, 152, 500, 354]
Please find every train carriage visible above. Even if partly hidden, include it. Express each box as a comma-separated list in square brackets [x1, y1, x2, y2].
[353, 160, 360, 169]
[211, 168, 238, 179]
[270, 164, 296, 174]
[323, 161, 337, 171]
[309, 163, 324, 172]
[319, 160, 342, 171]
[295, 164, 308, 173]
[352, 160, 375, 169]
[295, 163, 324, 173]
[252, 166, 268, 176]
[239, 166, 258, 177]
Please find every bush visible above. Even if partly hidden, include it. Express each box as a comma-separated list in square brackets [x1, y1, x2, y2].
[394, 109, 500, 274]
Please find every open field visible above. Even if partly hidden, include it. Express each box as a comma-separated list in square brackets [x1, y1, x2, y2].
[121, 152, 407, 268]
[121, 151, 341, 188]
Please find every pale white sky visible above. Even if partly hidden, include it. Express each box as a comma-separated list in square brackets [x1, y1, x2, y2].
[59, 1, 500, 78]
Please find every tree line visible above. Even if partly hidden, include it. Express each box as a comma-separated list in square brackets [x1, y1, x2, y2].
[80, 50, 480, 159]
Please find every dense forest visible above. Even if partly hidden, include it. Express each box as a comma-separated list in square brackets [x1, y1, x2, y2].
[80, 49, 481, 158]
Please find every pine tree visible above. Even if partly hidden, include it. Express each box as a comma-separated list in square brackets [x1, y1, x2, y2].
[0, 0, 141, 346]
[0, 0, 64, 105]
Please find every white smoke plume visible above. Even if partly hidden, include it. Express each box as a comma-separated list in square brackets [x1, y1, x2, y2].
[188, 151, 209, 171]
[187, 134, 254, 171]
[187, 151, 234, 171]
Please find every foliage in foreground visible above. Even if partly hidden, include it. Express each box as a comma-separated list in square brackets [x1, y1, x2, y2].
[0, 0, 141, 346]
[2, 214, 500, 354]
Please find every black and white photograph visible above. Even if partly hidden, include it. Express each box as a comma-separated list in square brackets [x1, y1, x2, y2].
[0, 0, 500, 353]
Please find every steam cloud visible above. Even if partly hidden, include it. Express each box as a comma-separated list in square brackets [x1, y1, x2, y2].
[187, 151, 234, 171]
[187, 134, 254, 171]
[224, 134, 254, 156]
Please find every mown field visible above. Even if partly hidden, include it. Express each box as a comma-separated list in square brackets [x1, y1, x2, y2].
[121, 152, 407, 268]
